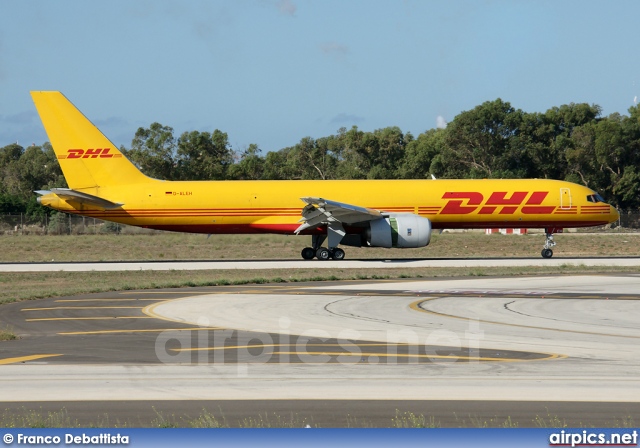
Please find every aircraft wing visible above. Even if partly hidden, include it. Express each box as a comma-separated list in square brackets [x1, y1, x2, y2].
[36, 188, 124, 209]
[294, 197, 383, 233]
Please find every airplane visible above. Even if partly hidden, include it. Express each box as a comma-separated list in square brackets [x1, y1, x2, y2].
[31, 91, 619, 260]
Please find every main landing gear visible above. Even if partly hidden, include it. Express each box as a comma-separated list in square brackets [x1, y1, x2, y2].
[301, 233, 346, 260]
[541, 228, 560, 259]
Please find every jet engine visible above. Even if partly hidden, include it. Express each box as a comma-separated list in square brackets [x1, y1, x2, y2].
[366, 214, 432, 248]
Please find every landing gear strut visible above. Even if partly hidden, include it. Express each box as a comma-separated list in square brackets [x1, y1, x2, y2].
[300, 227, 346, 260]
[541, 228, 559, 259]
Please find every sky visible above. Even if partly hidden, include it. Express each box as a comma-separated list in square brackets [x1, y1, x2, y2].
[1, 0, 640, 153]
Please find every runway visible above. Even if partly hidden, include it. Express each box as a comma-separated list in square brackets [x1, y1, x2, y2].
[2, 257, 640, 271]
[1, 275, 639, 426]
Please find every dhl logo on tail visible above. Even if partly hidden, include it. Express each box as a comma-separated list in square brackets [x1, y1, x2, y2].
[59, 148, 122, 159]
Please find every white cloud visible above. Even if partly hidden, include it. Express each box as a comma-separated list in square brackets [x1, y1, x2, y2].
[436, 115, 447, 129]
[276, 0, 296, 16]
[319, 42, 350, 61]
[330, 113, 364, 125]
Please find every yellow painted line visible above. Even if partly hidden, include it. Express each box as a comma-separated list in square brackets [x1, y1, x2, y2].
[409, 298, 640, 339]
[127, 291, 220, 295]
[56, 299, 160, 302]
[26, 316, 154, 322]
[22, 306, 144, 311]
[0, 354, 62, 365]
[409, 298, 434, 313]
[142, 298, 201, 324]
[127, 286, 313, 295]
[59, 327, 222, 335]
[171, 343, 565, 362]
[174, 343, 396, 352]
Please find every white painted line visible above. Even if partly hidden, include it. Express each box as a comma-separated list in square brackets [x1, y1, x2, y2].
[1, 258, 640, 272]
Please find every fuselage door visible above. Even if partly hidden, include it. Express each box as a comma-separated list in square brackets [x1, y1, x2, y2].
[560, 188, 572, 209]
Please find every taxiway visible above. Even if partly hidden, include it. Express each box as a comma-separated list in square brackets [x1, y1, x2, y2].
[1, 275, 639, 426]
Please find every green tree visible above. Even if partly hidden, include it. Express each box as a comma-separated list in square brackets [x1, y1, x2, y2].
[16, 144, 64, 195]
[0, 143, 24, 168]
[333, 126, 370, 179]
[399, 128, 446, 179]
[229, 144, 264, 180]
[368, 127, 410, 179]
[535, 103, 602, 180]
[437, 99, 529, 179]
[516, 112, 565, 179]
[261, 148, 292, 180]
[176, 129, 233, 180]
[565, 122, 606, 192]
[567, 108, 640, 208]
[332, 126, 409, 179]
[124, 123, 178, 180]
[289, 136, 339, 180]
[0, 143, 25, 212]
[0, 143, 64, 216]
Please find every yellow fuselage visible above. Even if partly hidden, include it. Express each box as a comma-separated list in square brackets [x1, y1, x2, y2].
[42, 178, 619, 234]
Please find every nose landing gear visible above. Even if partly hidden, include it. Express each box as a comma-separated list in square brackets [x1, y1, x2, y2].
[541, 228, 561, 258]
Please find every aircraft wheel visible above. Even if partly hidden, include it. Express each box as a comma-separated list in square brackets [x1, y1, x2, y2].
[541, 249, 553, 259]
[301, 247, 315, 260]
[331, 248, 345, 260]
[316, 247, 331, 260]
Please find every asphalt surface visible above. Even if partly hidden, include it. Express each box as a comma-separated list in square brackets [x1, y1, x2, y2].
[1, 276, 639, 427]
[0, 285, 549, 364]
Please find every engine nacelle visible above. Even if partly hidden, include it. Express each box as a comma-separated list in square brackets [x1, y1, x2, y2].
[367, 214, 432, 248]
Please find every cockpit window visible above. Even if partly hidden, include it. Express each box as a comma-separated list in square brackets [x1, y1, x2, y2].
[586, 194, 605, 203]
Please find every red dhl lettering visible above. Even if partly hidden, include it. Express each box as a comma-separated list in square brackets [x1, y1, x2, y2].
[440, 192, 483, 214]
[66, 148, 114, 159]
[440, 191, 556, 215]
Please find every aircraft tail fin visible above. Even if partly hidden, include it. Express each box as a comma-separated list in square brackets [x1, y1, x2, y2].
[30, 91, 153, 190]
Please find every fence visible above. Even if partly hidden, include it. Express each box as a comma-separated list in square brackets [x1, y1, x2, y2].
[1, 210, 638, 236]
[0, 214, 159, 235]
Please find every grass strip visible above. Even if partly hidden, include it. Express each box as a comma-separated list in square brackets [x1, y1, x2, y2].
[2, 232, 640, 262]
[0, 406, 635, 428]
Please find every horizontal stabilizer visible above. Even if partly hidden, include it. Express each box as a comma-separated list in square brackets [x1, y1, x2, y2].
[37, 188, 123, 209]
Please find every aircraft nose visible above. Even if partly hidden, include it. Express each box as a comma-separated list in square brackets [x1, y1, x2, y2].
[610, 206, 620, 223]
